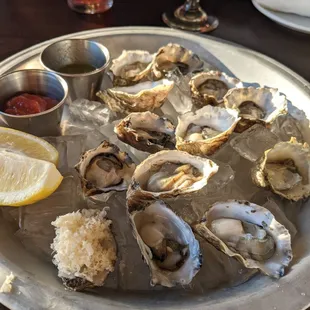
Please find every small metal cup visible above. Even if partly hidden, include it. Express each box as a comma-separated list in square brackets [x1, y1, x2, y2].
[0, 69, 68, 137]
[40, 39, 110, 101]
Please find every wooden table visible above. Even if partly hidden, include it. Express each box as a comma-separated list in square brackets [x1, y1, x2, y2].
[0, 1, 310, 309]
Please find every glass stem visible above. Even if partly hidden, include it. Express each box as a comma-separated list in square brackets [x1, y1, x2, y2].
[184, 0, 200, 12]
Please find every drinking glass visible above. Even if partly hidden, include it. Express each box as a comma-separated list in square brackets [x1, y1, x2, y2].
[67, 0, 113, 14]
[162, 0, 218, 33]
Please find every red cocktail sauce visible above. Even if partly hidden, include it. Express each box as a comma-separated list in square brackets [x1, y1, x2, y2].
[4, 93, 58, 116]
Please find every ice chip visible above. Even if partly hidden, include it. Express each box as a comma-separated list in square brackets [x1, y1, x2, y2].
[61, 120, 93, 136]
[166, 197, 200, 225]
[233, 157, 261, 200]
[83, 129, 107, 150]
[69, 99, 115, 128]
[201, 161, 235, 195]
[18, 176, 83, 234]
[192, 180, 247, 219]
[13, 176, 85, 262]
[230, 124, 280, 162]
[270, 114, 304, 143]
[159, 100, 179, 125]
[166, 69, 193, 114]
[99, 120, 120, 143]
[211, 140, 241, 167]
[44, 135, 85, 173]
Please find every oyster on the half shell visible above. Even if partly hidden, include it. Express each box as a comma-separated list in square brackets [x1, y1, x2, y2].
[75, 141, 136, 196]
[127, 150, 218, 206]
[109, 50, 154, 86]
[130, 200, 201, 287]
[252, 137, 310, 201]
[189, 71, 243, 107]
[114, 111, 175, 153]
[176, 105, 240, 156]
[223, 87, 288, 132]
[97, 79, 174, 114]
[151, 43, 204, 80]
[194, 200, 292, 278]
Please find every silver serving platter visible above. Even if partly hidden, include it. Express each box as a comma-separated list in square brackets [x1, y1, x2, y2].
[0, 26, 310, 310]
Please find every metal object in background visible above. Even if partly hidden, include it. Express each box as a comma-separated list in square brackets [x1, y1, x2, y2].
[40, 39, 110, 101]
[0, 69, 68, 136]
[162, 0, 219, 33]
[67, 0, 113, 14]
[0, 27, 310, 310]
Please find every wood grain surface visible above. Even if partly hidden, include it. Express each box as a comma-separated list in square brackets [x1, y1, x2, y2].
[0, 0, 310, 80]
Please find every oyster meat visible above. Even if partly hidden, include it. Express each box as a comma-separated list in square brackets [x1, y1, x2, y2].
[223, 87, 288, 132]
[252, 137, 310, 201]
[189, 71, 243, 107]
[51, 209, 117, 291]
[97, 79, 174, 114]
[75, 141, 136, 196]
[127, 150, 218, 205]
[114, 111, 175, 153]
[130, 200, 201, 287]
[194, 200, 292, 278]
[152, 43, 204, 80]
[110, 50, 154, 86]
[176, 105, 240, 156]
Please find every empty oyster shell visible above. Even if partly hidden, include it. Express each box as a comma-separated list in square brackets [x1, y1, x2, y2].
[75, 141, 136, 196]
[130, 200, 201, 287]
[194, 200, 292, 278]
[110, 50, 154, 86]
[127, 150, 218, 205]
[252, 137, 310, 201]
[152, 43, 204, 80]
[176, 105, 240, 156]
[97, 79, 174, 114]
[189, 71, 243, 107]
[114, 111, 175, 153]
[223, 87, 288, 132]
[51, 209, 117, 291]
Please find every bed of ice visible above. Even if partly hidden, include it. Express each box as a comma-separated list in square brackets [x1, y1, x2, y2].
[1, 69, 305, 294]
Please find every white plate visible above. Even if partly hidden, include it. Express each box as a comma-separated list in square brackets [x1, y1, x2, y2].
[252, 0, 310, 34]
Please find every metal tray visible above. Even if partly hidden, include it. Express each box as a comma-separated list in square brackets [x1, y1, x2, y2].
[0, 26, 310, 310]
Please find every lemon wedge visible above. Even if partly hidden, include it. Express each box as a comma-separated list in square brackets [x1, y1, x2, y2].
[0, 127, 58, 165]
[0, 149, 63, 206]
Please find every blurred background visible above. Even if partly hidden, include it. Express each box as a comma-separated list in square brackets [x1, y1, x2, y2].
[0, 0, 310, 80]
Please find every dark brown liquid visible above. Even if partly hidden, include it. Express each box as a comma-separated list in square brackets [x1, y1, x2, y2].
[58, 63, 96, 74]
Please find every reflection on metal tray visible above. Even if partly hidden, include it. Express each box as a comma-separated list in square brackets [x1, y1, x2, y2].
[0, 27, 310, 310]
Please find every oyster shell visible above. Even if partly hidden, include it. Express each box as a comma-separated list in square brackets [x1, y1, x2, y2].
[51, 209, 117, 291]
[110, 50, 154, 86]
[130, 200, 201, 287]
[176, 105, 240, 156]
[75, 141, 136, 196]
[127, 150, 218, 205]
[252, 137, 310, 201]
[194, 200, 292, 278]
[114, 111, 175, 153]
[189, 71, 243, 107]
[97, 79, 174, 114]
[152, 43, 204, 80]
[223, 87, 288, 132]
